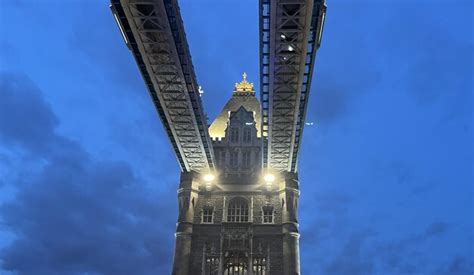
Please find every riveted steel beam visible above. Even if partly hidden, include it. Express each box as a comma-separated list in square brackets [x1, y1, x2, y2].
[111, 0, 215, 173]
[260, 0, 326, 172]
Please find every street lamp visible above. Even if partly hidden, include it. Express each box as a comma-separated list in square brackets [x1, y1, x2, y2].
[203, 174, 215, 191]
[264, 173, 275, 191]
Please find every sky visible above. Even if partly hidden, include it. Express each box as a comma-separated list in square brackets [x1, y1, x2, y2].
[0, 0, 472, 274]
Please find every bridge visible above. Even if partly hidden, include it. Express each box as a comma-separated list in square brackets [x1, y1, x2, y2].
[110, 0, 326, 174]
[110, 0, 326, 274]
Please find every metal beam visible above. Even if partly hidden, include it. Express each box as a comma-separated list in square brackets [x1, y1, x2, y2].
[111, 0, 215, 173]
[260, 0, 326, 172]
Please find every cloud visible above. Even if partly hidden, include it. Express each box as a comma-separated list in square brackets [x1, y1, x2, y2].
[371, 222, 450, 273]
[441, 256, 474, 275]
[1, 159, 174, 275]
[0, 73, 59, 155]
[318, 221, 453, 274]
[0, 73, 176, 275]
[324, 232, 375, 275]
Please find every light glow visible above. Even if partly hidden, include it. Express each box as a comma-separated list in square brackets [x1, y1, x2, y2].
[198, 86, 204, 96]
[288, 45, 294, 52]
[203, 174, 215, 182]
[264, 174, 275, 183]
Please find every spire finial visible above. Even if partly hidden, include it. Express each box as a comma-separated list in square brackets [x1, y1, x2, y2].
[235, 72, 254, 92]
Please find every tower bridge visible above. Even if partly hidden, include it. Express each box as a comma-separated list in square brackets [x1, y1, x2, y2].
[110, 0, 326, 274]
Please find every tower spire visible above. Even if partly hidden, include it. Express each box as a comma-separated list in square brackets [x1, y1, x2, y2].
[234, 72, 254, 92]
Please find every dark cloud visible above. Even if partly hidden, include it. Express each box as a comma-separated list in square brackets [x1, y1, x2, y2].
[301, 187, 456, 274]
[300, 191, 353, 250]
[324, 231, 376, 275]
[372, 222, 450, 273]
[316, 220, 454, 274]
[0, 73, 176, 275]
[440, 256, 474, 275]
[0, 73, 59, 155]
[424, 222, 449, 237]
[1, 159, 174, 275]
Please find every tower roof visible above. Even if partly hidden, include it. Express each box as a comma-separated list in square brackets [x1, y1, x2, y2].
[234, 72, 254, 92]
[209, 73, 262, 139]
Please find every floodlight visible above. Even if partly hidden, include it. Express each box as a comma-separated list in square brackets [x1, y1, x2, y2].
[264, 174, 275, 183]
[203, 174, 215, 182]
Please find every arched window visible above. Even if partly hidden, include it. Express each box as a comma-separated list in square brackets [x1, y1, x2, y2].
[227, 198, 249, 222]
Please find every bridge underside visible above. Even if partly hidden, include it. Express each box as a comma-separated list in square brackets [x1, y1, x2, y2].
[260, 0, 326, 172]
[111, 0, 215, 173]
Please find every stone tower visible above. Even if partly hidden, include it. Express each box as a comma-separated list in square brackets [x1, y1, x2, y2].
[172, 74, 300, 275]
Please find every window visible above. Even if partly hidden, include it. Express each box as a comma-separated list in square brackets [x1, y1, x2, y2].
[205, 257, 220, 275]
[243, 128, 251, 142]
[262, 206, 273, 224]
[253, 257, 267, 275]
[230, 128, 239, 142]
[224, 251, 247, 275]
[230, 151, 239, 167]
[227, 198, 249, 222]
[202, 207, 214, 223]
[242, 151, 251, 167]
[220, 151, 226, 165]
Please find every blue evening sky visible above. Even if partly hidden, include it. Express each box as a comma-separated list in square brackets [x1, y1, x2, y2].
[0, 0, 472, 274]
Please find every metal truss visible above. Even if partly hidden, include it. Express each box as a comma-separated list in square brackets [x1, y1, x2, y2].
[260, 0, 326, 172]
[111, 0, 215, 173]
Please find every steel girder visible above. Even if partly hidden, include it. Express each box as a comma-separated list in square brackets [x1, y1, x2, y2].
[111, 0, 215, 173]
[260, 0, 326, 172]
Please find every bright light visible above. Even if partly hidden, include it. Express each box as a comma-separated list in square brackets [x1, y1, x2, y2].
[318, 12, 326, 45]
[112, 11, 129, 47]
[280, 34, 286, 39]
[264, 174, 275, 183]
[288, 45, 294, 52]
[264, 174, 274, 191]
[198, 86, 204, 96]
[203, 174, 215, 182]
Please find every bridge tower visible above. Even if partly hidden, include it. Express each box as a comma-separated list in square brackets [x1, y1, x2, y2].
[173, 74, 299, 275]
[110, 0, 326, 274]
